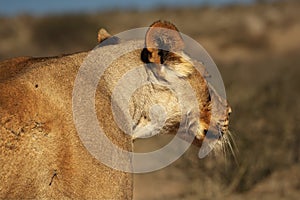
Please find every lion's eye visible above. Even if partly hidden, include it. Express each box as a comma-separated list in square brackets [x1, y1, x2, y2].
[228, 106, 232, 116]
[203, 129, 208, 135]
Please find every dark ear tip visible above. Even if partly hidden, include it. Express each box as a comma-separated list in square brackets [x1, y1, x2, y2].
[141, 48, 150, 63]
[148, 20, 179, 32]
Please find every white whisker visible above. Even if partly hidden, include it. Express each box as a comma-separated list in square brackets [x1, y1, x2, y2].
[226, 130, 239, 166]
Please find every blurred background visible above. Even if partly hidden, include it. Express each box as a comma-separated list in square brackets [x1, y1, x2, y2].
[0, 0, 299, 199]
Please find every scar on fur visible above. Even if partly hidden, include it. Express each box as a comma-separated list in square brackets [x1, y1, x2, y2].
[49, 170, 58, 186]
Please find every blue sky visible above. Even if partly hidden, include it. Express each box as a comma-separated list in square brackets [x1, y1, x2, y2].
[0, 0, 255, 16]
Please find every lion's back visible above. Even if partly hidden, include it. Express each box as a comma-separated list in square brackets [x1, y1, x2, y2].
[0, 52, 132, 199]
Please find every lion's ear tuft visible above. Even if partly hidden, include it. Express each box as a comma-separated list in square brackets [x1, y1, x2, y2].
[144, 20, 184, 64]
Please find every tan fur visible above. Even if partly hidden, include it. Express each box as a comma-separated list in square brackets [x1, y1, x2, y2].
[0, 21, 231, 199]
[0, 54, 133, 199]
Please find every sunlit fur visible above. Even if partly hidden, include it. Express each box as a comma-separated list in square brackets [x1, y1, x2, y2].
[142, 20, 235, 156]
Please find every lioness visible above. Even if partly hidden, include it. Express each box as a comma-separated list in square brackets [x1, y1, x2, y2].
[0, 21, 231, 199]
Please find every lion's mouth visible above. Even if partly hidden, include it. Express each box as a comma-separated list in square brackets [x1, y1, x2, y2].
[217, 118, 230, 137]
[217, 105, 232, 139]
[201, 117, 230, 141]
[204, 108, 237, 162]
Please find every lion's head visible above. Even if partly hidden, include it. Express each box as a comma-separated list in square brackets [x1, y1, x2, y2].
[96, 20, 232, 152]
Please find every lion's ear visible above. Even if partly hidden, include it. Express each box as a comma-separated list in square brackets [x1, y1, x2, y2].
[97, 28, 120, 46]
[97, 28, 111, 43]
[144, 20, 184, 64]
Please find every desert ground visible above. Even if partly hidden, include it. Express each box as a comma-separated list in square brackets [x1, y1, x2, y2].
[0, 0, 299, 199]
